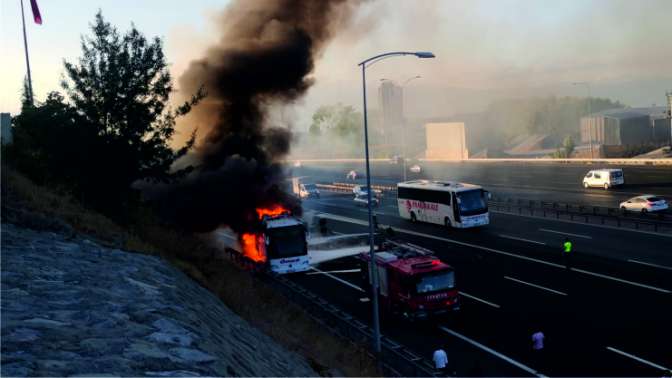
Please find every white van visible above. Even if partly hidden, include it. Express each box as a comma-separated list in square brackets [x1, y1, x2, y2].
[582, 169, 624, 189]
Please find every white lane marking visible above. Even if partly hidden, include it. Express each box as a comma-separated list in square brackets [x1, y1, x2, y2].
[332, 231, 344, 235]
[306, 269, 361, 275]
[459, 291, 501, 308]
[627, 259, 672, 272]
[539, 228, 593, 239]
[498, 234, 546, 245]
[504, 276, 568, 296]
[359, 297, 370, 302]
[316, 212, 672, 294]
[571, 268, 671, 294]
[438, 326, 544, 377]
[606, 347, 670, 371]
[385, 224, 565, 269]
[309, 267, 365, 292]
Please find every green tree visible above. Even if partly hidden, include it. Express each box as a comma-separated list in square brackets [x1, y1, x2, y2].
[309, 104, 362, 137]
[9, 92, 94, 185]
[552, 135, 576, 158]
[20, 76, 34, 111]
[562, 135, 575, 157]
[10, 11, 203, 213]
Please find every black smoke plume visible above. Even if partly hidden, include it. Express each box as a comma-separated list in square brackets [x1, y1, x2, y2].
[154, 0, 357, 234]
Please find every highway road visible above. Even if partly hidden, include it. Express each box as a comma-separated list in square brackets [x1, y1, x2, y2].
[291, 161, 672, 208]
[291, 192, 671, 377]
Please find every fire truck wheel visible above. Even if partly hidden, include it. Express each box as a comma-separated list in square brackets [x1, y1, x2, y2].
[410, 212, 417, 222]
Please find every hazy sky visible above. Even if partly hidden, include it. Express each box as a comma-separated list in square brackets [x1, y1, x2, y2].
[2, 0, 671, 129]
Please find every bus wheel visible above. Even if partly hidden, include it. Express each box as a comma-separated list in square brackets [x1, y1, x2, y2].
[444, 217, 451, 229]
[410, 212, 417, 223]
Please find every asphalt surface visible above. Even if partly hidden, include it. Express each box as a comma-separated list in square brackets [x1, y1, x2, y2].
[289, 192, 671, 377]
[291, 161, 672, 208]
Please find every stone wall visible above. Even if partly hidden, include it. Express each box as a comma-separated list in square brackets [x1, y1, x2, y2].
[1, 223, 317, 377]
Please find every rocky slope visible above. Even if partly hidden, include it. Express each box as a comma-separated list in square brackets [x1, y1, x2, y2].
[1, 223, 317, 377]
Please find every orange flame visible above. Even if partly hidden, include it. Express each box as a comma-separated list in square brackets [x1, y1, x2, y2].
[240, 233, 265, 262]
[239, 205, 289, 263]
[256, 204, 289, 220]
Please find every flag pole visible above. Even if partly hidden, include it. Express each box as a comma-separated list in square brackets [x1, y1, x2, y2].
[20, 0, 34, 105]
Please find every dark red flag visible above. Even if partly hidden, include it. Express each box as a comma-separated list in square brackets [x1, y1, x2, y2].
[30, 0, 42, 24]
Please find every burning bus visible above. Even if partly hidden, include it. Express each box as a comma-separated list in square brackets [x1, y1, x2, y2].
[358, 242, 459, 319]
[234, 206, 310, 274]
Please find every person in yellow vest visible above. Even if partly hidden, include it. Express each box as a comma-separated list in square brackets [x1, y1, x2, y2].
[562, 238, 573, 270]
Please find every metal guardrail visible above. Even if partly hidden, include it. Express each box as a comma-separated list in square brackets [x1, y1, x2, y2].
[220, 246, 436, 376]
[489, 196, 672, 233]
[317, 182, 395, 193]
[316, 181, 672, 234]
[267, 273, 437, 377]
[290, 158, 672, 165]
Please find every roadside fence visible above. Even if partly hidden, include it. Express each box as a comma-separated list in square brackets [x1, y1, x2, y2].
[315, 181, 672, 234]
[266, 273, 438, 377]
[489, 196, 672, 234]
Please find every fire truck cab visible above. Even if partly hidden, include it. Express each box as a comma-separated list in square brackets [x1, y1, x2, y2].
[359, 243, 459, 319]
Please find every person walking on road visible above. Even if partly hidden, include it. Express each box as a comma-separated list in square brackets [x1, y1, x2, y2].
[433, 347, 448, 375]
[531, 330, 545, 369]
[562, 237, 573, 270]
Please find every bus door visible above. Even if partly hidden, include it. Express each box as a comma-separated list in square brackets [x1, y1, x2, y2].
[439, 191, 453, 226]
[451, 192, 461, 226]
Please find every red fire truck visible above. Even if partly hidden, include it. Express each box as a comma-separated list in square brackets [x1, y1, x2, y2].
[358, 241, 459, 319]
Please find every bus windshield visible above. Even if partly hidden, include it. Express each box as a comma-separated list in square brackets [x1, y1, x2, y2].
[416, 271, 455, 294]
[457, 190, 487, 216]
[266, 225, 306, 258]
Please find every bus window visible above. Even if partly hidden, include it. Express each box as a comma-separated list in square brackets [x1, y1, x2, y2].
[439, 192, 451, 206]
[266, 225, 307, 258]
[456, 190, 487, 216]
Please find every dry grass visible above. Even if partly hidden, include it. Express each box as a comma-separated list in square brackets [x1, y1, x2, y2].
[135, 227, 380, 377]
[1, 163, 379, 376]
[1, 163, 154, 252]
[189, 255, 379, 377]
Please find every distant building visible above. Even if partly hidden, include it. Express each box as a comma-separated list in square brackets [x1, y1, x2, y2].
[424, 122, 468, 160]
[1, 113, 12, 145]
[580, 106, 668, 146]
[378, 81, 404, 152]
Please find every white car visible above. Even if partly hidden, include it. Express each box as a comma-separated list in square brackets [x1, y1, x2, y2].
[409, 164, 422, 173]
[352, 185, 382, 197]
[354, 194, 379, 207]
[293, 160, 302, 168]
[619, 195, 668, 213]
[346, 170, 358, 180]
[582, 169, 624, 189]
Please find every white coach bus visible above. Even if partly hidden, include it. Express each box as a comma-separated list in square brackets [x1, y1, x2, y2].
[397, 180, 490, 228]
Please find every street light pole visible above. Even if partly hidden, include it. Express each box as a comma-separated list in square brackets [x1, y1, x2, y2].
[358, 51, 434, 355]
[574, 82, 593, 159]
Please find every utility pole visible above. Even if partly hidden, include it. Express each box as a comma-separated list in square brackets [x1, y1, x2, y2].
[20, 0, 35, 105]
[666, 91, 672, 145]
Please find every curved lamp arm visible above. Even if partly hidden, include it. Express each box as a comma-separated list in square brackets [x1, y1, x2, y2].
[358, 51, 435, 68]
